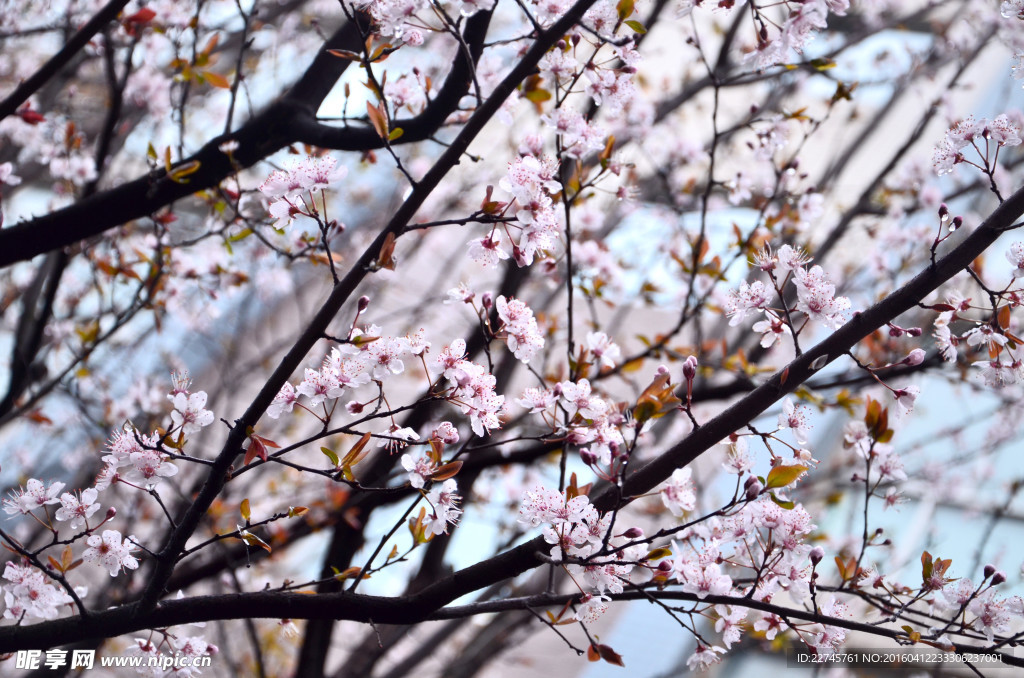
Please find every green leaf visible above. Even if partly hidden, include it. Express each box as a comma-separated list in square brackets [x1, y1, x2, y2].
[769, 492, 795, 510]
[624, 19, 646, 33]
[765, 464, 806, 490]
[321, 446, 340, 466]
[524, 88, 551, 103]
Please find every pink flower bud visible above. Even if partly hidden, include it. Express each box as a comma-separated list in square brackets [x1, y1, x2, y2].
[810, 546, 824, 565]
[358, 295, 370, 311]
[984, 564, 997, 579]
[580, 448, 598, 466]
[682, 356, 698, 382]
[992, 571, 1007, 586]
[904, 348, 926, 366]
[106, 507, 117, 519]
[622, 527, 644, 539]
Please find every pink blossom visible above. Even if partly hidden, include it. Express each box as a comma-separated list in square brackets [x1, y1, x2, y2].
[170, 391, 215, 435]
[54, 488, 101, 530]
[267, 382, 299, 419]
[3, 478, 65, 516]
[585, 331, 621, 368]
[425, 479, 462, 535]
[83, 530, 140, 577]
[778, 397, 812, 445]
[574, 593, 611, 624]
[660, 467, 697, 516]
[496, 295, 545, 362]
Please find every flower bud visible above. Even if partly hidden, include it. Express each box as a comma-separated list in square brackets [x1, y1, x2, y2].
[481, 293, 492, 309]
[904, 348, 926, 366]
[657, 560, 673, 572]
[745, 480, 762, 501]
[906, 327, 923, 337]
[810, 546, 824, 566]
[984, 564, 997, 579]
[622, 527, 644, 539]
[951, 215, 963, 231]
[580, 448, 598, 466]
[106, 507, 117, 519]
[939, 203, 949, 221]
[682, 356, 698, 382]
[992, 571, 1007, 586]
[358, 295, 370, 312]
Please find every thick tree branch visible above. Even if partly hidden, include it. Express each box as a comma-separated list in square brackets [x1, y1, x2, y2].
[0, 0, 131, 123]
[0, 7, 490, 268]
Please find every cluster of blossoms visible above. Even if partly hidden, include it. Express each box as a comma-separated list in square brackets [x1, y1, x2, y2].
[517, 377, 627, 465]
[3, 478, 65, 516]
[932, 114, 1022, 176]
[0, 109, 98, 188]
[101, 426, 178, 486]
[431, 338, 506, 436]
[666, 495, 837, 665]
[346, 0, 492, 39]
[931, 288, 1024, 388]
[517, 486, 647, 620]
[934, 576, 1024, 643]
[99, 372, 214, 489]
[2, 561, 76, 621]
[699, 0, 851, 70]
[257, 155, 348, 230]
[469, 154, 562, 268]
[725, 244, 849, 347]
[266, 325, 414, 417]
[270, 324, 512, 437]
[540, 107, 606, 159]
[495, 295, 545, 362]
[0, 370, 217, 618]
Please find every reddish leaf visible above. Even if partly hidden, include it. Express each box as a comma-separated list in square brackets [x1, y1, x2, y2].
[244, 437, 268, 466]
[597, 644, 625, 666]
[341, 432, 372, 467]
[366, 101, 389, 139]
[124, 8, 156, 24]
[431, 460, 463, 481]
